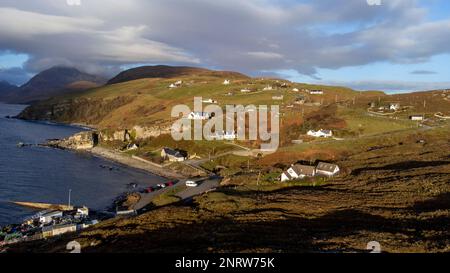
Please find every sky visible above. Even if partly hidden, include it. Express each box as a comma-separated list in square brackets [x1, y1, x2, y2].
[0, 0, 449, 93]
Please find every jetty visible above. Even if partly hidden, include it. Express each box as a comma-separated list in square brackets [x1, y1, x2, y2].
[12, 201, 73, 211]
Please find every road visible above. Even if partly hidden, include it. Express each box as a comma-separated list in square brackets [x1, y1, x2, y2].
[176, 177, 221, 201]
[131, 176, 221, 211]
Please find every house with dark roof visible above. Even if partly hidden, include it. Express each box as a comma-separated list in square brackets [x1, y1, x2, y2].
[316, 162, 340, 177]
[281, 164, 316, 182]
[161, 147, 188, 162]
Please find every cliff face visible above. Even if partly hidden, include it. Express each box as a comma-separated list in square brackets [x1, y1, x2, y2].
[17, 96, 134, 126]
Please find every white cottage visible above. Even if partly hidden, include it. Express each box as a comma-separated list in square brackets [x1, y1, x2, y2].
[316, 162, 340, 177]
[307, 129, 333, 138]
[188, 112, 211, 120]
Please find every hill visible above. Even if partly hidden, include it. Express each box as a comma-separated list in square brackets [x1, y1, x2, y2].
[3, 67, 106, 104]
[17, 66, 378, 128]
[107, 65, 249, 85]
[0, 81, 19, 102]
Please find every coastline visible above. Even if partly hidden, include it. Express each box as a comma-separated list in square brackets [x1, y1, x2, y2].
[89, 146, 186, 181]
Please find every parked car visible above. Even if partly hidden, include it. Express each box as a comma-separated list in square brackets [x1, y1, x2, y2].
[157, 183, 166, 188]
[145, 187, 155, 193]
[165, 181, 174, 187]
[185, 180, 198, 187]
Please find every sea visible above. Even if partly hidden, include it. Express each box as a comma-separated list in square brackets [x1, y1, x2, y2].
[0, 103, 164, 226]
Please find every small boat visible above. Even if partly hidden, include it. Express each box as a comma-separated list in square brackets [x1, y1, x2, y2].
[17, 142, 25, 148]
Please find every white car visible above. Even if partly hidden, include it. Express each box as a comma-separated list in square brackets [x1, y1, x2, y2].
[185, 180, 198, 187]
[157, 183, 166, 188]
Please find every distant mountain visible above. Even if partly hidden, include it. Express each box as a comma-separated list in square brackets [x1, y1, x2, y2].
[107, 65, 249, 85]
[1, 67, 106, 104]
[0, 81, 19, 102]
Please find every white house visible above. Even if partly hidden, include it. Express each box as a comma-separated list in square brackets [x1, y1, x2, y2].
[263, 85, 274, 91]
[169, 80, 183, 88]
[389, 103, 401, 111]
[202, 98, 218, 104]
[292, 88, 299, 92]
[316, 162, 340, 177]
[307, 129, 333, 138]
[188, 111, 211, 120]
[410, 115, 424, 121]
[281, 164, 316, 182]
[310, 90, 324, 95]
[241, 88, 251, 93]
[223, 79, 231, 85]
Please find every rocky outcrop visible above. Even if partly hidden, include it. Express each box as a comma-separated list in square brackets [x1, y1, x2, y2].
[47, 132, 97, 150]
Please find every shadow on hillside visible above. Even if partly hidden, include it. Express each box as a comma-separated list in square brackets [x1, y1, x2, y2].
[412, 192, 450, 212]
[351, 160, 450, 175]
[11, 206, 444, 253]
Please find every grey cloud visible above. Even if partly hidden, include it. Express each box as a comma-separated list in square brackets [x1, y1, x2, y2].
[0, 67, 32, 86]
[0, 0, 449, 82]
[410, 70, 438, 75]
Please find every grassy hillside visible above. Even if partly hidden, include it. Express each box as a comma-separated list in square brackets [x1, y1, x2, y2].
[8, 125, 450, 253]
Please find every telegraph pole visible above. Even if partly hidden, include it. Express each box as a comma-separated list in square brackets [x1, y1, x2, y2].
[68, 189, 72, 208]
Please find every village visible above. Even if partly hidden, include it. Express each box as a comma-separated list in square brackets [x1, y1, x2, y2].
[0, 205, 98, 247]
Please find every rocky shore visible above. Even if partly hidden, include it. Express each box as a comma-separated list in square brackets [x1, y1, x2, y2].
[42, 131, 186, 180]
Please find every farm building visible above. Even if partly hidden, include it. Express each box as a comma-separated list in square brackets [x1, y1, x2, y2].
[223, 79, 231, 85]
[39, 211, 63, 225]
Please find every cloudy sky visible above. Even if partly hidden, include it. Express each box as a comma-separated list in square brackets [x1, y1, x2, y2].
[0, 0, 449, 92]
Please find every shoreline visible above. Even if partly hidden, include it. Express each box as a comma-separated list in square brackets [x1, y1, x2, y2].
[89, 146, 186, 181]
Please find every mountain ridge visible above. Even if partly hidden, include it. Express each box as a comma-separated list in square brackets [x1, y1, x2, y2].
[107, 65, 249, 85]
[0, 66, 106, 104]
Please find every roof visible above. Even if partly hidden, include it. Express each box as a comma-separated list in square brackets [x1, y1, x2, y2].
[291, 164, 315, 176]
[162, 147, 188, 158]
[282, 171, 292, 180]
[316, 162, 339, 173]
[41, 211, 63, 217]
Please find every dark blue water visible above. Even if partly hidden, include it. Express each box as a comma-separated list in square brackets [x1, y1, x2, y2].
[0, 103, 165, 226]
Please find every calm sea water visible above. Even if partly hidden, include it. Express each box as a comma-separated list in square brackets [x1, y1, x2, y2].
[0, 103, 165, 226]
